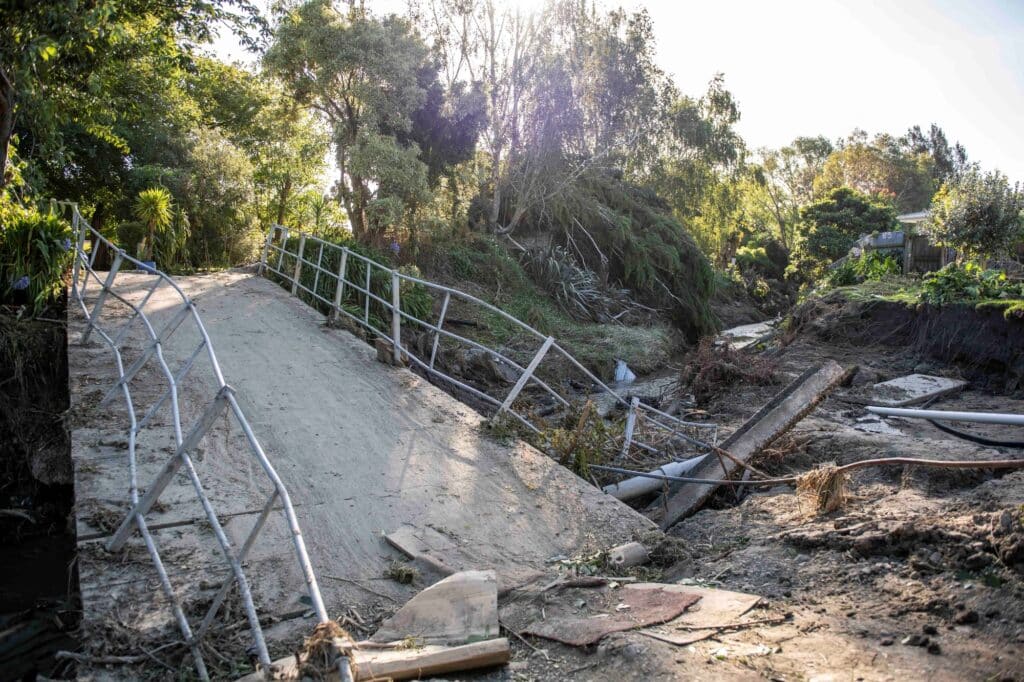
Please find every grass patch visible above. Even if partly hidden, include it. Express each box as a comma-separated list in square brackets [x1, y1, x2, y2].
[421, 234, 676, 380]
[820, 277, 924, 305]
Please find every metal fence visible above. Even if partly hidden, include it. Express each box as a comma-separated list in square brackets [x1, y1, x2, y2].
[259, 224, 717, 465]
[60, 202, 339, 680]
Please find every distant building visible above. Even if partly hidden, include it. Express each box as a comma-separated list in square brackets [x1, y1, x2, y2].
[896, 210, 931, 226]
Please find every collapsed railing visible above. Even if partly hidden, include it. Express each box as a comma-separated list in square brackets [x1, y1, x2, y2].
[60, 203, 341, 680]
[258, 225, 717, 466]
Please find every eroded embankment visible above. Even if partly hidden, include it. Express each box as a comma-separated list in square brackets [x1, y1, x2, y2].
[792, 294, 1024, 392]
[0, 309, 79, 679]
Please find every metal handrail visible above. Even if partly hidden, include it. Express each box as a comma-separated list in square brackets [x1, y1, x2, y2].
[259, 224, 717, 461]
[60, 203, 335, 680]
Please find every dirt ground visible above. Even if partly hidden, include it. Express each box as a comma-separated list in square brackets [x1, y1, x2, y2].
[483, 332, 1024, 681]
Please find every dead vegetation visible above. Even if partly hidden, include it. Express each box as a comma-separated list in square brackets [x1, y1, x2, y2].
[676, 337, 778, 404]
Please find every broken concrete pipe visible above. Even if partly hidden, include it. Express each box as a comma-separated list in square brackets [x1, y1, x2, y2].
[607, 541, 650, 569]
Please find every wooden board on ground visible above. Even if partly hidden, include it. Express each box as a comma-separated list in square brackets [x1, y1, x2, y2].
[238, 638, 511, 681]
[370, 570, 498, 645]
[384, 526, 545, 594]
[650, 360, 848, 529]
[638, 584, 761, 646]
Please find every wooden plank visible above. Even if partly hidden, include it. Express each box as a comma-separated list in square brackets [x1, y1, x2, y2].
[239, 638, 511, 681]
[650, 360, 848, 528]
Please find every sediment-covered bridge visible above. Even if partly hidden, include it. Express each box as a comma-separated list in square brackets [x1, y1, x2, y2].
[68, 242, 653, 676]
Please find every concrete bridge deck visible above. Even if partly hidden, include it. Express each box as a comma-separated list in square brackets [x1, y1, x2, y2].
[68, 268, 652, 662]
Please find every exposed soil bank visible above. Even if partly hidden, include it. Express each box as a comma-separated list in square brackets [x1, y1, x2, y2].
[0, 306, 79, 679]
[792, 294, 1024, 392]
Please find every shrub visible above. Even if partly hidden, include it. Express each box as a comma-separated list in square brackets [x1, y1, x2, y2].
[927, 169, 1024, 260]
[0, 204, 73, 314]
[920, 262, 1023, 306]
[790, 186, 897, 282]
[853, 250, 901, 280]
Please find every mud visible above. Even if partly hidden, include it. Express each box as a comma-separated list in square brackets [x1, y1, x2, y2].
[792, 294, 1024, 392]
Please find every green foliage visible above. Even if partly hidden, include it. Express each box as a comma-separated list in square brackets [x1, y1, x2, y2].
[133, 187, 173, 261]
[814, 129, 944, 212]
[0, 201, 72, 314]
[854, 250, 901, 280]
[920, 263, 1024, 307]
[266, 1, 472, 243]
[927, 169, 1024, 260]
[735, 245, 771, 272]
[498, 168, 716, 339]
[791, 186, 897, 282]
[824, 251, 901, 288]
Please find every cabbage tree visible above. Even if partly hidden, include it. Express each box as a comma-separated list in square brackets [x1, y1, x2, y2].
[133, 187, 173, 262]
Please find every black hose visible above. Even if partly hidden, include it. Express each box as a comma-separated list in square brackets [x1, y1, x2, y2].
[927, 419, 1024, 448]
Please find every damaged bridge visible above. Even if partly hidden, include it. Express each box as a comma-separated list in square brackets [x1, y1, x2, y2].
[65, 207, 653, 677]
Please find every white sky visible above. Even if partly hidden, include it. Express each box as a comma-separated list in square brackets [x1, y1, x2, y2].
[214, 0, 1024, 182]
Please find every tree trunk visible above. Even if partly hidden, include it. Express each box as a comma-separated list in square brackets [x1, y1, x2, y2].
[91, 203, 112, 270]
[0, 67, 15, 188]
[275, 174, 292, 226]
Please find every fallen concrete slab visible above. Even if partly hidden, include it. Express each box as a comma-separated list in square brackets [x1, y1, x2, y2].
[370, 570, 498, 645]
[869, 373, 967, 407]
[521, 583, 701, 646]
[715, 320, 778, 351]
[639, 584, 761, 646]
[649, 360, 849, 529]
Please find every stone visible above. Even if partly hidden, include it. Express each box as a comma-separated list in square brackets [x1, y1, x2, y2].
[953, 609, 979, 625]
[923, 624, 938, 635]
[963, 552, 992, 570]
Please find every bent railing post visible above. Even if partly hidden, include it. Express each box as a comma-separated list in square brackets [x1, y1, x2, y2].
[330, 247, 348, 324]
[291, 234, 306, 296]
[621, 396, 640, 458]
[258, 224, 274, 276]
[81, 252, 124, 344]
[429, 291, 450, 370]
[391, 270, 402, 364]
[498, 336, 554, 415]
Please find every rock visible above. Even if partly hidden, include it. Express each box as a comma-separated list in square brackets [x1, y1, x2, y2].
[953, 609, 979, 625]
[850, 368, 881, 387]
[880, 637, 894, 646]
[901, 634, 928, 647]
[963, 552, 992, 570]
[923, 624, 938, 635]
[993, 510, 1015, 536]
[928, 551, 943, 566]
[927, 642, 942, 655]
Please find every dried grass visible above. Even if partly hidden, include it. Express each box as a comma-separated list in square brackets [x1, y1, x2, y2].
[796, 464, 849, 514]
[297, 621, 354, 681]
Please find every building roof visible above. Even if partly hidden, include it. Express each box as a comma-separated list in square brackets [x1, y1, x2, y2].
[897, 210, 931, 224]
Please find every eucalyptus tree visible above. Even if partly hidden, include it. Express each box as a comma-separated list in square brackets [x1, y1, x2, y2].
[267, 1, 442, 242]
